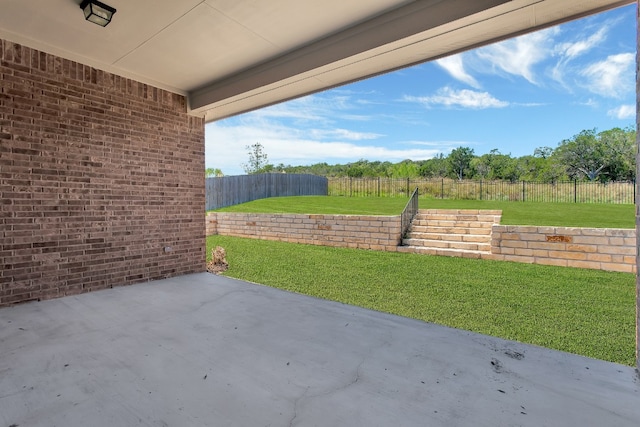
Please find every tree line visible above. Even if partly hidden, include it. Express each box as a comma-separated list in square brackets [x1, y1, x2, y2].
[218, 127, 637, 182]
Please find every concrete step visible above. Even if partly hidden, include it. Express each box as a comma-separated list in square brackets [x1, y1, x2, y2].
[412, 221, 494, 228]
[413, 214, 500, 223]
[397, 245, 488, 259]
[410, 224, 494, 234]
[402, 209, 501, 257]
[402, 239, 491, 252]
[407, 232, 491, 243]
[418, 209, 502, 215]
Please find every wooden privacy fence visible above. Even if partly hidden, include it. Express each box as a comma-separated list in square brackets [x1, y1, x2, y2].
[328, 177, 636, 204]
[206, 173, 328, 210]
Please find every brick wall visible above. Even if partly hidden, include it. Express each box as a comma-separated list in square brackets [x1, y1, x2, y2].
[489, 225, 636, 273]
[0, 39, 206, 306]
[206, 212, 402, 251]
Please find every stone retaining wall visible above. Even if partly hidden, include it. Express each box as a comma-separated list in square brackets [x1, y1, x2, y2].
[206, 213, 635, 273]
[489, 225, 636, 273]
[206, 212, 401, 251]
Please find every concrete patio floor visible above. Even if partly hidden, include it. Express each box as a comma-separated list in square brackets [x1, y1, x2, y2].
[0, 273, 638, 426]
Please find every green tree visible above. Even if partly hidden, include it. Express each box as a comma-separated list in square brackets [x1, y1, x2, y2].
[554, 128, 636, 181]
[501, 157, 526, 183]
[346, 161, 365, 177]
[598, 127, 636, 181]
[470, 156, 490, 179]
[205, 168, 224, 178]
[447, 147, 475, 180]
[390, 160, 419, 178]
[419, 154, 448, 178]
[471, 149, 514, 180]
[526, 147, 566, 182]
[555, 129, 607, 180]
[533, 146, 553, 159]
[242, 142, 270, 174]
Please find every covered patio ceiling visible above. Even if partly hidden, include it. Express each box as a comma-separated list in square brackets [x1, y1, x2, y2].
[0, 0, 633, 122]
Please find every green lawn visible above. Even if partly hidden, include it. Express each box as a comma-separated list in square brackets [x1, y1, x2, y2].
[207, 235, 636, 366]
[209, 196, 636, 365]
[214, 196, 407, 215]
[213, 196, 635, 228]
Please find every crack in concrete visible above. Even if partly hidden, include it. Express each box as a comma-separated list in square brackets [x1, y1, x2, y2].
[287, 338, 391, 426]
[288, 386, 309, 427]
[191, 289, 254, 313]
[287, 360, 364, 427]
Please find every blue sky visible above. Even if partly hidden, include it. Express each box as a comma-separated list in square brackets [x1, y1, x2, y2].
[205, 4, 637, 176]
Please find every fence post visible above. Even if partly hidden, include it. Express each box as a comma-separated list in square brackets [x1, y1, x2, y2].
[634, 179, 636, 204]
[480, 180, 483, 201]
[441, 178, 444, 199]
[378, 177, 381, 197]
[574, 179, 577, 203]
[522, 180, 525, 202]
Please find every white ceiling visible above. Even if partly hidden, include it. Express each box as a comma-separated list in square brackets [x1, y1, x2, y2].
[0, 0, 633, 122]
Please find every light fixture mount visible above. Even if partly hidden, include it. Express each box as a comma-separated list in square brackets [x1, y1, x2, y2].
[80, 0, 116, 27]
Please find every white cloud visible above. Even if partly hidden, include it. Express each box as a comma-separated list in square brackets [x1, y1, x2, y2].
[607, 104, 635, 119]
[250, 93, 361, 123]
[404, 87, 508, 109]
[335, 114, 372, 121]
[577, 98, 599, 108]
[404, 140, 468, 147]
[557, 27, 608, 60]
[205, 121, 438, 176]
[476, 28, 557, 84]
[252, 98, 324, 122]
[308, 128, 383, 141]
[435, 54, 480, 88]
[580, 52, 635, 98]
[512, 102, 547, 107]
[551, 26, 609, 86]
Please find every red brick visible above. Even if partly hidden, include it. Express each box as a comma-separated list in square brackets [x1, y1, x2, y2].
[0, 39, 205, 307]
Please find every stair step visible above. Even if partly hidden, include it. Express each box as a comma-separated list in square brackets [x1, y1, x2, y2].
[397, 246, 488, 259]
[407, 233, 490, 243]
[419, 209, 502, 215]
[414, 214, 500, 223]
[401, 209, 501, 258]
[402, 239, 491, 252]
[412, 221, 496, 229]
[411, 224, 494, 234]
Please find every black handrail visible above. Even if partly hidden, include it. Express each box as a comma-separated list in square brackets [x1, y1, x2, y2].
[400, 187, 419, 241]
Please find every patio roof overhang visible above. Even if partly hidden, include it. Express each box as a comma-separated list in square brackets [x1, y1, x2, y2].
[0, 0, 632, 122]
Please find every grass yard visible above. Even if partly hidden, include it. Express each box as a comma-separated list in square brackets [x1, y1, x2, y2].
[213, 195, 407, 215]
[207, 235, 636, 366]
[213, 196, 635, 228]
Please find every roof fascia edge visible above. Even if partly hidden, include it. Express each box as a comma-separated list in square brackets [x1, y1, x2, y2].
[188, 0, 511, 113]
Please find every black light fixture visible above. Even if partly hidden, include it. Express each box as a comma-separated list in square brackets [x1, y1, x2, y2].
[80, 0, 117, 27]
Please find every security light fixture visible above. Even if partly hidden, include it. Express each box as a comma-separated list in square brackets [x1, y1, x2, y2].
[80, 0, 116, 27]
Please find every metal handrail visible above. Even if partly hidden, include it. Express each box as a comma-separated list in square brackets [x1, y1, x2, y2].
[400, 187, 419, 241]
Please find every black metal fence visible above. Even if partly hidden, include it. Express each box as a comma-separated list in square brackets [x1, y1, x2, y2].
[206, 173, 328, 210]
[328, 177, 636, 204]
[401, 187, 419, 239]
